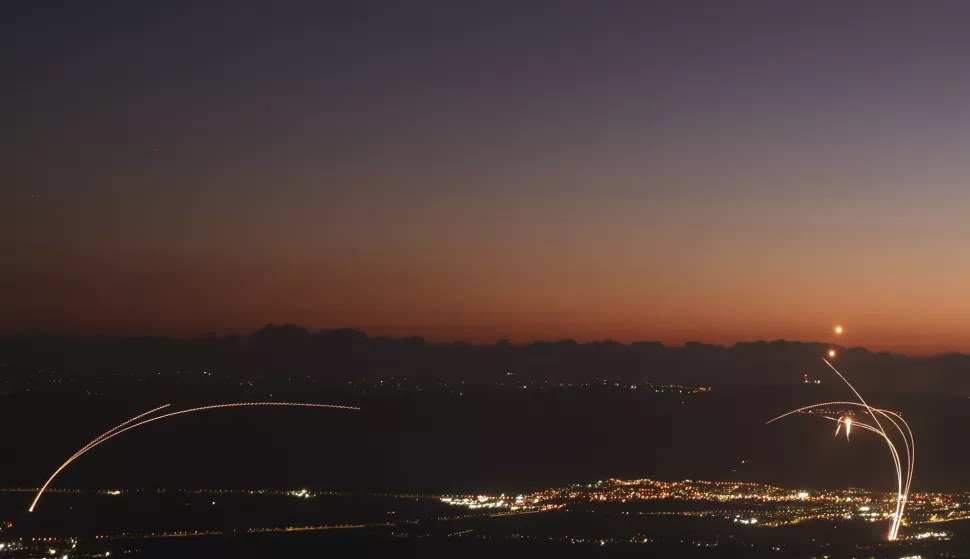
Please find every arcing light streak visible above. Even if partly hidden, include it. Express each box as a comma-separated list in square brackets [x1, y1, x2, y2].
[820, 357, 915, 521]
[818, 414, 912, 537]
[76, 404, 172, 458]
[794, 403, 911, 540]
[766, 399, 915, 520]
[769, 403, 904, 515]
[29, 402, 359, 513]
[28, 404, 172, 513]
[767, 361, 915, 541]
[821, 358, 887, 452]
[820, 416, 901, 501]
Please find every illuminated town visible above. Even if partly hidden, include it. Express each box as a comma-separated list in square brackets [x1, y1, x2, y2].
[439, 477, 969, 534]
[3, 478, 968, 558]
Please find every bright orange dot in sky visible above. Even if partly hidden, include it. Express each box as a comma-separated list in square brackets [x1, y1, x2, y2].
[834, 325, 843, 335]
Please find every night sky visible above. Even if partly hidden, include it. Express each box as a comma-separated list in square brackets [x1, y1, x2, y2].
[5, 1, 970, 353]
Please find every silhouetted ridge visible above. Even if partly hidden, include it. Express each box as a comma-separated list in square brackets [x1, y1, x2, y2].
[0, 325, 961, 396]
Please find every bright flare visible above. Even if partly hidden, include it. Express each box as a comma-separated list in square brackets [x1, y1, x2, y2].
[834, 325, 844, 336]
[828, 349, 837, 358]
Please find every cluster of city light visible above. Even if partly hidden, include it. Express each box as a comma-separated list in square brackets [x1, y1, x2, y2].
[29, 401, 360, 512]
[907, 530, 949, 540]
[287, 489, 314, 499]
[443, 477, 901, 517]
[441, 494, 547, 511]
[0, 539, 86, 559]
[442, 497, 507, 510]
[10, 477, 970, 554]
[436, 472, 970, 540]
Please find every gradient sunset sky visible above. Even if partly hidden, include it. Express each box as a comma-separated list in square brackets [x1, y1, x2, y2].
[5, 1, 970, 354]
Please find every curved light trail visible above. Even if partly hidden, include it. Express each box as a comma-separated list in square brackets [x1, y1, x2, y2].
[767, 399, 915, 522]
[28, 404, 173, 514]
[819, 414, 913, 538]
[70, 404, 172, 461]
[30, 402, 360, 513]
[767, 360, 915, 541]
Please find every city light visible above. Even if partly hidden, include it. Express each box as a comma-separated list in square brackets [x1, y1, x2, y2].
[7, 478, 970, 552]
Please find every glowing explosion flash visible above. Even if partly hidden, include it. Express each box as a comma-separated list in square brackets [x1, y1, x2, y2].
[767, 365, 915, 541]
[29, 402, 360, 513]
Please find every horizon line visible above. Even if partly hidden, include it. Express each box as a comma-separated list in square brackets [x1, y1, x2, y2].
[1, 325, 962, 358]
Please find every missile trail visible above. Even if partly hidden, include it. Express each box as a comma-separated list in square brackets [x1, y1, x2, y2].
[767, 399, 915, 540]
[70, 404, 172, 461]
[29, 402, 359, 513]
[820, 414, 908, 533]
[768, 363, 915, 540]
[28, 404, 173, 514]
[767, 402, 914, 497]
[822, 358, 888, 448]
[782, 402, 912, 540]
